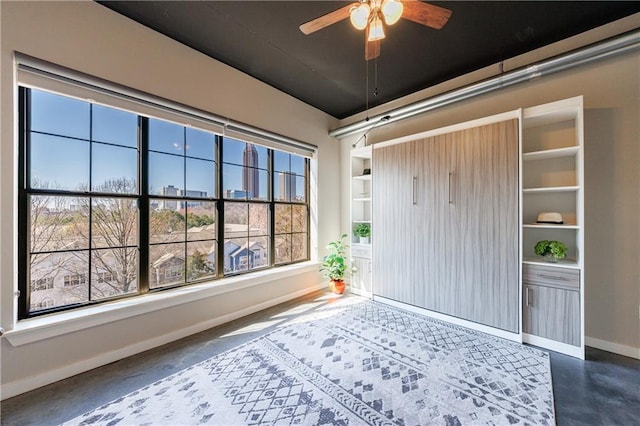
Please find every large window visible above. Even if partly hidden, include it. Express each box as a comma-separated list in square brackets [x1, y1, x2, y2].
[25, 89, 139, 313]
[148, 118, 218, 288]
[273, 152, 308, 265]
[222, 138, 270, 274]
[19, 87, 310, 318]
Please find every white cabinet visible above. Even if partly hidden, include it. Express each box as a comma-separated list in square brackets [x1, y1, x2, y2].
[358, 97, 584, 351]
[522, 264, 581, 346]
[521, 96, 585, 358]
[351, 256, 372, 297]
[350, 146, 372, 297]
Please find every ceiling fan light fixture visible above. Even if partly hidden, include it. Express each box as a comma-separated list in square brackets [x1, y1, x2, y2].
[381, 0, 403, 25]
[368, 15, 385, 41]
[350, 3, 371, 30]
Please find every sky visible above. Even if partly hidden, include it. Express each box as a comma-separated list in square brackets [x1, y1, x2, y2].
[28, 88, 305, 200]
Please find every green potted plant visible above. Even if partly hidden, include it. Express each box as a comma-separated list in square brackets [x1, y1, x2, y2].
[534, 240, 568, 263]
[320, 234, 348, 294]
[353, 223, 371, 244]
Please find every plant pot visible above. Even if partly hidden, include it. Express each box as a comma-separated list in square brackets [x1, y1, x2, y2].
[329, 279, 346, 294]
[544, 254, 559, 263]
[359, 236, 370, 244]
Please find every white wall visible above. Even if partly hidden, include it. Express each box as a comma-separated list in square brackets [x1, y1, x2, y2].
[0, 1, 340, 399]
[340, 16, 640, 357]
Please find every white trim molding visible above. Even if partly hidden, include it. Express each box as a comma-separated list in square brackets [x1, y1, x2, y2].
[523, 333, 584, 359]
[373, 296, 523, 343]
[373, 110, 521, 150]
[5, 262, 320, 347]
[586, 336, 640, 360]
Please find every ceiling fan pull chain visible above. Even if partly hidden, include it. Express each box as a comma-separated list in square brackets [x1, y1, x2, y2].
[374, 57, 379, 97]
[365, 56, 370, 120]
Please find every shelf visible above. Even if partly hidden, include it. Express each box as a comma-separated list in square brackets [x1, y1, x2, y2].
[523, 257, 580, 269]
[522, 99, 581, 128]
[523, 186, 579, 194]
[523, 146, 579, 161]
[352, 197, 371, 202]
[351, 146, 372, 160]
[352, 174, 372, 181]
[352, 220, 372, 224]
[523, 224, 580, 229]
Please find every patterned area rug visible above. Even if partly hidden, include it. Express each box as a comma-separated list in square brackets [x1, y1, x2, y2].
[66, 297, 555, 425]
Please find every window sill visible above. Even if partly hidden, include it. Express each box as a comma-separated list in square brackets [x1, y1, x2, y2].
[5, 261, 320, 347]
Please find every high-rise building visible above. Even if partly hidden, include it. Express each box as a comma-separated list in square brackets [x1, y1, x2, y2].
[158, 186, 208, 210]
[225, 189, 249, 199]
[179, 189, 208, 210]
[278, 173, 296, 201]
[242, 144, 259, 199]
[159, 185, 179, 210]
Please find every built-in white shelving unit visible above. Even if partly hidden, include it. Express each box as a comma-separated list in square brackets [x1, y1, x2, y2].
[521, 96, 585, 358]
[350, 146, 372, 298]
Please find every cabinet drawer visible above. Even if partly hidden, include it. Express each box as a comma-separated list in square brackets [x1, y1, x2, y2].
[351, 244, 371, 258]
[523, 264, 579, 291]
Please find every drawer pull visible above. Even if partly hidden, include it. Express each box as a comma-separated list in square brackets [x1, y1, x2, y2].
[537, 274, 569, 281]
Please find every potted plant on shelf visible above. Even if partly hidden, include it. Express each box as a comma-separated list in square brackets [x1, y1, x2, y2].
[534, 240, 568, 263]
[353, 223, 371, 244]
[320, 234, 348, 294]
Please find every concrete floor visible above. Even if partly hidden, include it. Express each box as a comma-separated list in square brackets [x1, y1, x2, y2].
[1, 291, 639, 425]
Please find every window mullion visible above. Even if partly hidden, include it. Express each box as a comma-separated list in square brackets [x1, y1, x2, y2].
[182, 127, 188, 284]
[306, 158, 310, 260]
[139, 117, 150, 293]
[88, 104, 93, 303]
[269, 149, 275, 268]
[216, 135, 225, 279]
[18, 87, 29, 319]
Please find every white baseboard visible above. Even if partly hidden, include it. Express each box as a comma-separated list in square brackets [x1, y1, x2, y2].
[0, 283, 325, 401]
[373, 296, 522, 343]
[523, 333, 584, 359]
[585, 336, 640, 360]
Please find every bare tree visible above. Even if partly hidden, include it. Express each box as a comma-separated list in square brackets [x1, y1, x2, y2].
[80, 178, 138, 298]
[29, 179, 82, 298]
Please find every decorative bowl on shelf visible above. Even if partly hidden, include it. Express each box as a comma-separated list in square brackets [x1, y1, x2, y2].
[544, 254, 559, 263]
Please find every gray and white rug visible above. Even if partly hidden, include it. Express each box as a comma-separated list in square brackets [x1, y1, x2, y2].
[66, 297, 555, 425]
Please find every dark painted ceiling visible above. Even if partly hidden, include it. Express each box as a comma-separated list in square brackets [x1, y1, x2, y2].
[98, 1, 639, 119]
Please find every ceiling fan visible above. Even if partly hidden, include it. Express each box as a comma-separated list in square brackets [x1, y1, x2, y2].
[300, 0, 452, 60]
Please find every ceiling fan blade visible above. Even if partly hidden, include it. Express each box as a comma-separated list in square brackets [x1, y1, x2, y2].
[299, 3, 358, 35]
[402, 0, 452, 29]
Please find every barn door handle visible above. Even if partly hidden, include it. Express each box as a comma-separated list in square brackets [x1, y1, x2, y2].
[412, 176, 417, 205]
[525, 287, 532, 306]
[448, 172, 453, 204]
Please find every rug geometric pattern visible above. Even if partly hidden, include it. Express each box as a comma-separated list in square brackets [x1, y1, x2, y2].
[65, 297, 555, 425]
